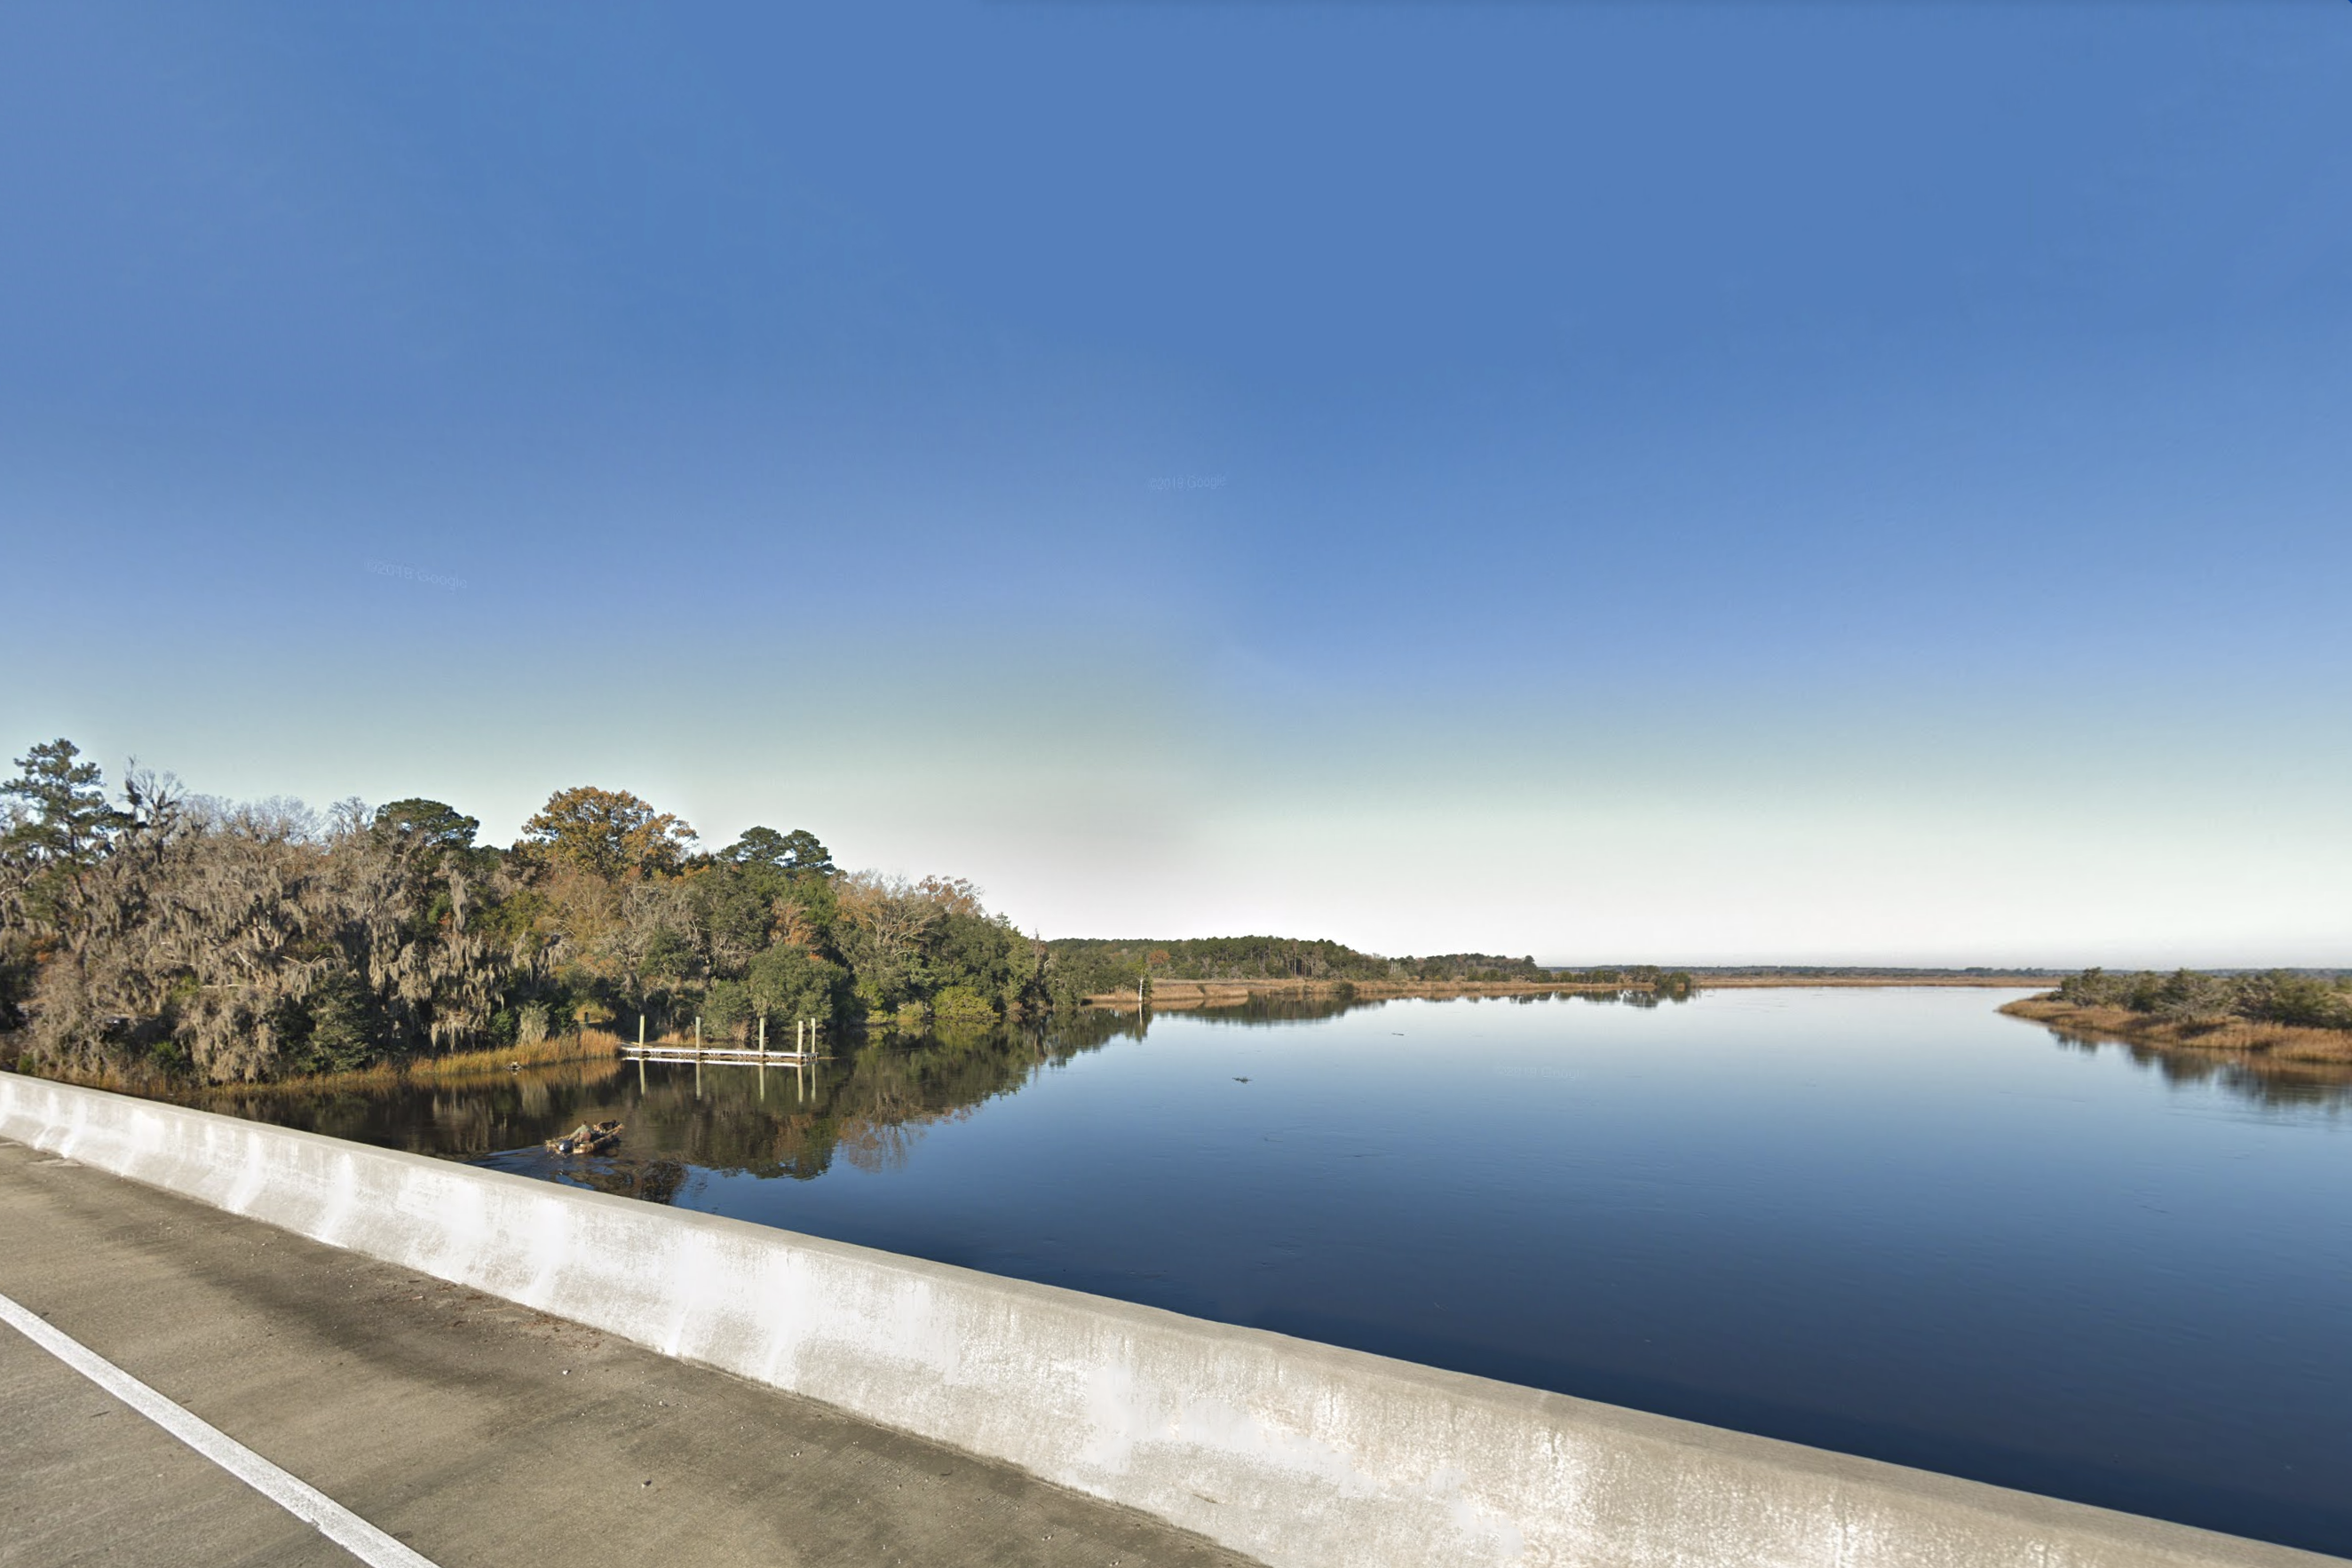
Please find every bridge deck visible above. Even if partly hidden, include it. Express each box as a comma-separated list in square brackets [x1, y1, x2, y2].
[0, 1136, 1255, 1568]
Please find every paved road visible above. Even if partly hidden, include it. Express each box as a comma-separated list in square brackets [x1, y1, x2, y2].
[0, 1137, 1258, 1568]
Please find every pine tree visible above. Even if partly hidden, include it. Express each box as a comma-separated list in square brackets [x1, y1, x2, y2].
[0, 739, 127, 940]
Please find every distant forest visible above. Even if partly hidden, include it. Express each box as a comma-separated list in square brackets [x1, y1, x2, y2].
[1046, 938, 1694, 999]
[1, 740, 1684, 1086]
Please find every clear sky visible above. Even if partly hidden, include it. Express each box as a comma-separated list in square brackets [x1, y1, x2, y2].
[4, 2, 2348, 965]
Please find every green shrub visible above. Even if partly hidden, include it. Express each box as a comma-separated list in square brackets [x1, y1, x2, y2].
[931, 986, 997, 1026]
[2051, 967, 2352, 1033]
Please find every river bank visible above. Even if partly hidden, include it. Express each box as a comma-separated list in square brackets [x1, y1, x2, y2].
[2000, 995, 2352, 1065]
[2, 1031, 627, 1104]
[1097, 974, 2054, 1010]
[1092, 978, 1623, 1010]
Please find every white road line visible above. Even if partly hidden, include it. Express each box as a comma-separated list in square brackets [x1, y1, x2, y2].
[0, 1290, 440, 1568]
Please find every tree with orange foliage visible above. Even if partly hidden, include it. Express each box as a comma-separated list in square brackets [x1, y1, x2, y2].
[520, 787, 696, 882]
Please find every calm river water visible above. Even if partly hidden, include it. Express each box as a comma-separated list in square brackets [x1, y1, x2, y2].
[209, 987, 2352, 1556]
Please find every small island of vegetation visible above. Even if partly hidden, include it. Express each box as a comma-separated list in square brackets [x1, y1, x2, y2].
[2004, 968, 2352, 1065]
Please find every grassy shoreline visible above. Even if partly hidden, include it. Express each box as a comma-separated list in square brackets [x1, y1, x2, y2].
[4, 1031, 628, 1103]
[2000, 995, 2352, 1066]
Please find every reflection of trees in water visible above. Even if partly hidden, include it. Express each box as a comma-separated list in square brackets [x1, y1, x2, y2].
[1578, 988, 1689, 1010]
[1045, 1009, 1151, 1049]
[427, 1094, 503, 1156]
[214, 1010, 2352, 1196]
[202, 989, 1691, 1195]
[1183, 986, 1692, 1023]
[1192, 994, 1374, 1026]
[194, 1029, 1086, 1186]
[841, 1116, 958, 1175]
[2045, 1028, 2352, 1110]
[611, 1020, 1113, 1185]
[564, 1157, 692, 1205]
[198, 1062, 632, 1160]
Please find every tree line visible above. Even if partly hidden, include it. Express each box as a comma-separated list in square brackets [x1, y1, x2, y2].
[1043, 938, 1695, 1000]
[0, 738, 1705, 1085]
[0, 740, 1052, 1083]
[2054, 967, 2352, 1032]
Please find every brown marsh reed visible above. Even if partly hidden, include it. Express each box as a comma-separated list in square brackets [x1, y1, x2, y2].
[2000, 996, 2352, 1066]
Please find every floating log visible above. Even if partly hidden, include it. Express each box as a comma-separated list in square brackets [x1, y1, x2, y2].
[545, 1120, 623, 1156]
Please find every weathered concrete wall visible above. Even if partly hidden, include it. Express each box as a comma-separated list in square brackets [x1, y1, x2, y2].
[1, 1073, 2332, 1568]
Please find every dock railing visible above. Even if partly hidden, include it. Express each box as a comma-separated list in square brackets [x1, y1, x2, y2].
[622, 1013, 829, 1065]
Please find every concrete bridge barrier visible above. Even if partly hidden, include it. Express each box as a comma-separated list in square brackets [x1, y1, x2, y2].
[0, 1073, 2331, 1568]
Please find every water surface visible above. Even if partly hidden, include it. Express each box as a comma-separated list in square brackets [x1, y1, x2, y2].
[210, 988, 2352, 1556]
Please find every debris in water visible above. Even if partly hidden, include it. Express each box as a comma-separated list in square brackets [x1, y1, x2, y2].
[545, 1121, 623, 1156]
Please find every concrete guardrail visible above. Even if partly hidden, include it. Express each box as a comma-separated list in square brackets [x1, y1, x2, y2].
[1, 1072, 2333, 1568]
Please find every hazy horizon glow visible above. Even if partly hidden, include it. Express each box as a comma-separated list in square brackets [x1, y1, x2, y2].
[4, 3, 2348, 965]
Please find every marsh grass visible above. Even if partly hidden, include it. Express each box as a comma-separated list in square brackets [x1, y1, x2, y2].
[2001, 996, 2352, 1065]
[6, 1028, 629, 1102]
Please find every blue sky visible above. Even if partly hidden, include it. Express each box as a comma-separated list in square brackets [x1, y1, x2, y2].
[4, 2, 2348, 963]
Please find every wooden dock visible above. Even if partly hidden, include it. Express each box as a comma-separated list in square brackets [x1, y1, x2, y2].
[621, 1015, 829, 1067]
[622, 1046, 828, 1065]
